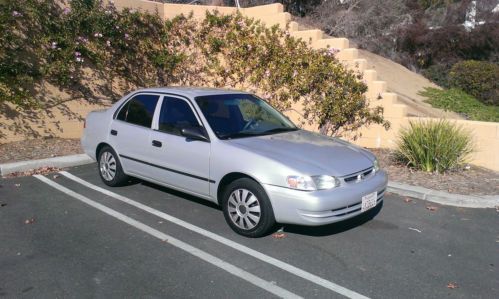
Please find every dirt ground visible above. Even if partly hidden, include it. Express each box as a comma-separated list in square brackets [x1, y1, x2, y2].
[0, 138, 83, 164]
[370, 148, 499, 196]
[1, 138, 497, 197]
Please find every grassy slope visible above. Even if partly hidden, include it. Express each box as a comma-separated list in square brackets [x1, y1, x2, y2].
[420, 88, 499, 122]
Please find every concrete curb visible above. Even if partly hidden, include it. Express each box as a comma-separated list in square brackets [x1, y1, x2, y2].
[1, 154, 497, 209]
[387, 181, 499, 209]
[0, 154, 94, 177]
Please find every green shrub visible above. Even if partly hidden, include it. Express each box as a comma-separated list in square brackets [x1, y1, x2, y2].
[421, 64, 451, 88]
[0, 0, 388, 137]
[420, 87, 499, 122]
[395, 120, 473, 173]
[449, 60, 499, 106]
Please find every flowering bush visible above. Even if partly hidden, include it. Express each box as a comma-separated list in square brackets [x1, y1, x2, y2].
[0, 0, 387, 137]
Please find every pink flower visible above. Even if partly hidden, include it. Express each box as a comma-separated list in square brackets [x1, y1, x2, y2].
[76, 57, 84, 63]
[12, 11, 22, 17]
[94, 33, 103, 38]
[50, 42, 57, 49]
[74, 51, 81, 57]
[62, 7, 71, 15]
[326, 48, 340, 56]
[77, 36, 89, 43]
[265, 70, 270, 77]
[106, 40, 111, 47]
[124, 33, 130, 40]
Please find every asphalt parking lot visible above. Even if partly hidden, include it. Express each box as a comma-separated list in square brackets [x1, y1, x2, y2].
[1, 164, 498, 298]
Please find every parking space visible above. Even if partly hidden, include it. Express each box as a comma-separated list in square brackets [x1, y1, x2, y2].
[1, 163, 498, 298]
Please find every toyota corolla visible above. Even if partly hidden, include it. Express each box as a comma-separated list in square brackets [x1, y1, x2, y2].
[82, 87, 387, 237]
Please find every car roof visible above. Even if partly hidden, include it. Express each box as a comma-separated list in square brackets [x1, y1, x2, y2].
[135, 87, 251, 98]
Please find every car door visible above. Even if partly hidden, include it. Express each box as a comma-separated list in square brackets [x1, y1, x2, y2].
[148, 95, 211, 197]
[109, 93, 160, 177]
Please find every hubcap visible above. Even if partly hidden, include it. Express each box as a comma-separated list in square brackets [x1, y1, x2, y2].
[227, 189, 261, 230]
[99, 151, 117, 181]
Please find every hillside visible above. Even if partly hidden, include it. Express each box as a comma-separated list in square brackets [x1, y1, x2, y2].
[357, 50, 463, 119]
[295, 20, 462, 119]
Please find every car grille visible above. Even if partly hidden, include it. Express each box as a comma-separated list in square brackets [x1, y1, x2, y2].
[330, 188, 385, 217]
[342, 167, 375, 184]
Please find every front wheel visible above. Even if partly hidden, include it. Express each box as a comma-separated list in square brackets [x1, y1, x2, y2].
[97, 146, 129, 187]
[222, 178, 276, 238]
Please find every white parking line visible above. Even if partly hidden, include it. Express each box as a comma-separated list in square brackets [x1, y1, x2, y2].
[34, 174, 302, 299]
[60, 171, 370, 299]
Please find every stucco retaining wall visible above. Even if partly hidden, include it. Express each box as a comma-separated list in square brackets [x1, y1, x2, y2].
[1, 1, 497, 171]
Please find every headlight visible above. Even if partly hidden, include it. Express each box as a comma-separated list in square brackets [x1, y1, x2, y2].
[286, 175, 340, 191]
[373, 158, 380, 172]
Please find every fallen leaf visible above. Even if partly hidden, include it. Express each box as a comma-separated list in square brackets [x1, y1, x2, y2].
[404, 197, 413, 203]
[7, 166, 62, 178]
[0, 203, 7, 207]
[53, 174, 60, 179]
[426, 205, 438, 212]
[447, 282, 458, 289]
[14, 183, 21, 187]
[24, 218, 35, 224]
[272, 232, 286, 239]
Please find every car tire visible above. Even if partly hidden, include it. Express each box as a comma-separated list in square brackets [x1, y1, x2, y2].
[97, 146, 129, 187]
[222, 178, 276, 238]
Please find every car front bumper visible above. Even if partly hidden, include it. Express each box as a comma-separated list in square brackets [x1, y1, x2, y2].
[263, 170, 388, 226]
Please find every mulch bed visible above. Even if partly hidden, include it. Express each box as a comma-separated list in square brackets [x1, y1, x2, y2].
[370, 148, 499, 196]
[0, 138, 497, 196]
[0, 138, 83, 164]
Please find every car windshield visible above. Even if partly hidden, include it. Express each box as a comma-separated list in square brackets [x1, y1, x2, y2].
[195, 94, 298, 140]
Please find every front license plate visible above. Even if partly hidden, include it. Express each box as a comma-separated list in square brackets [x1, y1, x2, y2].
[361, 191, 377, 212]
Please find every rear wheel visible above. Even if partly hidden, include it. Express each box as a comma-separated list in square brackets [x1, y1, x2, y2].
[222, 178, 275, 238]
[97, 146, 129, 187]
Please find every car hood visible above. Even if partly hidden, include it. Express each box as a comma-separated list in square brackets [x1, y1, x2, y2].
[228, 130, 374, 177]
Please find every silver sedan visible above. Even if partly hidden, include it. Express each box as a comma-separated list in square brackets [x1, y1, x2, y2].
[82, 87, 387, 237]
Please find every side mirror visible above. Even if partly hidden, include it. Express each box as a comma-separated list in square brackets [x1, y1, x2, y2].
[181, 127, 209, 142]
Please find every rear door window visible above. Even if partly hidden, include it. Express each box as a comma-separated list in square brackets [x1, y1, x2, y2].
[116, 94, 160, 128]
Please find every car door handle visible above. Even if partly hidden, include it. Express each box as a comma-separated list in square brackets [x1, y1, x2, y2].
[110, 130, 118, 136]
[152, 140, 162, 147]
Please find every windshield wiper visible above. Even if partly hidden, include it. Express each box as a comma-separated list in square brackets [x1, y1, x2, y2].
[219, 132, 260, 140]
[261, 127, 299, 135]
[220, 128, 299, 139]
